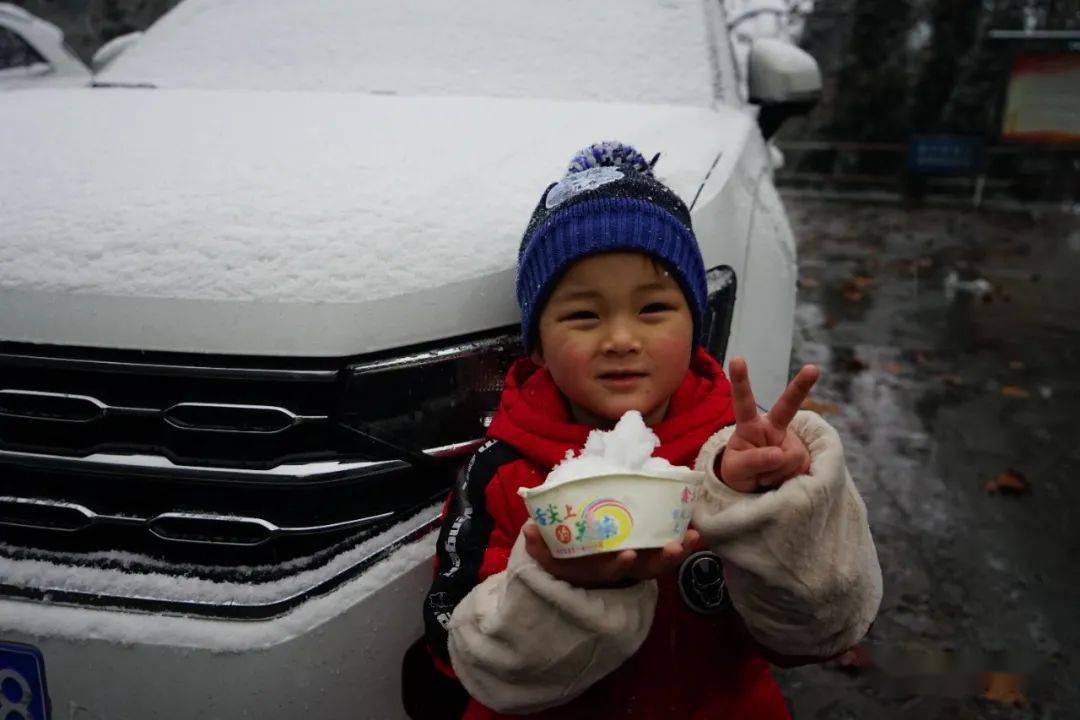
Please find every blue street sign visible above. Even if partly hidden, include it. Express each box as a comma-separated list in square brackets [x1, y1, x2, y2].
[908, 135, 984, 175]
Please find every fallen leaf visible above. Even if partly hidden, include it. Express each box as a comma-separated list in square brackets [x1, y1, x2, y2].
[899, 257, 932, 274]
[984, 469, 1029, 495]
[851, 275, 875, 289]
[980, 671, 1027, 705]
[824, 315, 838, 329]
[841, 284, 865, 302]
[1008, 360, 1025, 371]
[883, 361, 905, 375]
[1000, 385, 1030, 399]
[801, 397, 840, 415]
[798, 277, 820, 289]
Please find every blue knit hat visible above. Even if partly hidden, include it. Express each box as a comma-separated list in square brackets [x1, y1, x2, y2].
[516, 141, 707, 354]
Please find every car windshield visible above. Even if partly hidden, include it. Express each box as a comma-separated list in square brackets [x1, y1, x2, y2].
[96, 0, 729, 106]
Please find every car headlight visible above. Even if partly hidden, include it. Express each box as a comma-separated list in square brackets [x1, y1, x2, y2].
[337, 331, 523, 461]
[702, 265, 736, 362]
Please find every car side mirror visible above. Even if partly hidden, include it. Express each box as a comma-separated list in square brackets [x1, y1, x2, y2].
[747, 38, 821, 140]
[91, 31, 142, 72]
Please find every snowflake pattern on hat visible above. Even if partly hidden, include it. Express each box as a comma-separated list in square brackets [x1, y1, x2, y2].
[545, 166, 624, 209]
[566, 141, 660, 177]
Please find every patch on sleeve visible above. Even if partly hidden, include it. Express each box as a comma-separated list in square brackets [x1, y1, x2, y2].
[427, 591, 456, 629]
[677, 549, 731, 616]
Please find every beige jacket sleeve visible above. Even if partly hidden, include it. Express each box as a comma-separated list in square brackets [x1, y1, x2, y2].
[447, 526, 657, 714]
[692, 410, 883, 659]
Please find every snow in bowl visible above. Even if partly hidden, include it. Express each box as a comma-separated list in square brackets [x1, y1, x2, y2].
[518, 411, 703, 559]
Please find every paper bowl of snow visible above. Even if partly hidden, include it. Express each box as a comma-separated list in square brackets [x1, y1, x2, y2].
[518, 468, 703, 558]
[518, 410, 706, 558]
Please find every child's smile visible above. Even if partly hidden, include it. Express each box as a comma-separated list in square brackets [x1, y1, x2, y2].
[529, 252, 694, 429]
[597, 372, 648, 388]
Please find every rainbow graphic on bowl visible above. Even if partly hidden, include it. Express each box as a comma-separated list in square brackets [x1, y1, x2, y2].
[580, 498, 634, 551]
[519, 470, 703, 558]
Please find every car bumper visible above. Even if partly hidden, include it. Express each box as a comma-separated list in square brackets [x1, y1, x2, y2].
[0, 522, 439, 719]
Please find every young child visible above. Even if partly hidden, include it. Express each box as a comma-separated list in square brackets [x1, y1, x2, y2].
[422, 142, 882, 719]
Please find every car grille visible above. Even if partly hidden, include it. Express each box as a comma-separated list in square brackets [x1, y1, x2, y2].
[0, 335, 519, 614]
[0, 346, 345, 469]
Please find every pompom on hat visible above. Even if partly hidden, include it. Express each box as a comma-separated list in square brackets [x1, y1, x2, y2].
[516, 141, 707, 354]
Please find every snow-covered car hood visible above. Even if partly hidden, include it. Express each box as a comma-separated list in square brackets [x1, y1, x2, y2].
[2, 89, 747, 356]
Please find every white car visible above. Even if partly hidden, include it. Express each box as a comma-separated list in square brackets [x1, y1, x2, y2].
[0, 1, 819, 717]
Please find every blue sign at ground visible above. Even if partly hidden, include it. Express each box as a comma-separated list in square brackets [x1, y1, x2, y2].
[908, 135, 984, 175]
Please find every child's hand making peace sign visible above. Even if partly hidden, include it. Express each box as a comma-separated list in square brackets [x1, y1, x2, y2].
[719, 357, 821, 493]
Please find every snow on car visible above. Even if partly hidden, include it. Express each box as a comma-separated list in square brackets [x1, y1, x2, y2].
[0, 1, 820, 717]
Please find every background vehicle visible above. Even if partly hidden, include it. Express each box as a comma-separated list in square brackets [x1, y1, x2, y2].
[0, 1, 819, 717]
[0, 3, 89, 89]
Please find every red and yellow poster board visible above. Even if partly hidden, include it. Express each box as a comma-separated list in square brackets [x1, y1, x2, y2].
[1002, 53, 1080, 144]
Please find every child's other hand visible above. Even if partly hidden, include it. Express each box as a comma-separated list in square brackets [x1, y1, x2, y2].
[719, 357, 819, 493]
[522, 522, 699, 589]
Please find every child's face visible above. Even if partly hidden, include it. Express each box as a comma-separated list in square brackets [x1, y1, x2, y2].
[530, 252, 694, 429]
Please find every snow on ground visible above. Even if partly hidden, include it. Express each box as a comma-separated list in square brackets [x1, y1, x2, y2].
[99, 0, 716, 106]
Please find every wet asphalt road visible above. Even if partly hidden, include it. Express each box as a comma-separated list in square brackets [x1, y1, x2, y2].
[770, 196, 1080, 719]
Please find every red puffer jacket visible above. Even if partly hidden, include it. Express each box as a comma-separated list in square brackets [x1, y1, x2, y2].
[423, 347, 792, 719]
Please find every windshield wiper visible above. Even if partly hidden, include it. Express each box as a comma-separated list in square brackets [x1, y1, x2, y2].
[90, 81, 157, 89]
